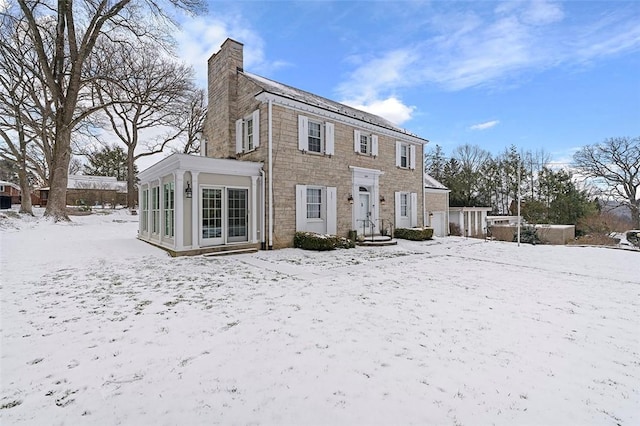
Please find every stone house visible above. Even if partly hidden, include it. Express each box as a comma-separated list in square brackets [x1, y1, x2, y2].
[137, 39, 429, 255]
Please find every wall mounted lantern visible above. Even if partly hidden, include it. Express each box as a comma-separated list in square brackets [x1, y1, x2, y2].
[185, 181, 193, 198]
[347, 194, 354, 204]
[379, 196, 386, 205]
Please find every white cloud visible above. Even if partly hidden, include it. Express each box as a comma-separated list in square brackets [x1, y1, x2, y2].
[470, 120, 500, 131]
[343, 97, 415, 126]
[173, 13, 287, 88]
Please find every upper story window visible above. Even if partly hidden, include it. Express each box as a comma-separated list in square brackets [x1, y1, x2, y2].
[354, 130, 378, 156]
[395, 141, 416, 169]
[308, 120, 323, 153]
[298, 115, 334, 156]
[236, 109, 260, 154]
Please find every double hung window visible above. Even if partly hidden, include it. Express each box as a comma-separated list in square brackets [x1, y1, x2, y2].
[298, 115, 334, 155]
[236, 110, 260, 153]
[306, 188, 322, 219]
[151, 186, 160, 234]
[395, 141, 416, 169]
[353, 130, 378, 156]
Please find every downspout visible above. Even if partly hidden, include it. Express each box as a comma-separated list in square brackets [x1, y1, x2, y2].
[268, 99, 274, 249]
[260, 169, 266, 250]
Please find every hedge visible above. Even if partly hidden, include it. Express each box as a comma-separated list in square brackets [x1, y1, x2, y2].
[394, 227, 434, 241]
[294, 231, 356, 251]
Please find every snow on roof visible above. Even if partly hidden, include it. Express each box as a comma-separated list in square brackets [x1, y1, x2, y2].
[0, 180, 20, 191]
[242, 71, 423, 139]
[424, 173, 448, 190]
[67, 175, 127, 192]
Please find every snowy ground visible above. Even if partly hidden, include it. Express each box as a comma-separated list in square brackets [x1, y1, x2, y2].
[1, 208, 639, 425]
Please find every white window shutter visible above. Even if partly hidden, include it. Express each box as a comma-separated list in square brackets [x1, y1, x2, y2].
[395, 142, 402, 167]
[410, 192, 418, 227]
[395, 192, 401, 225]
[409, 144, 416, 170]
[252, 109, 260, 148]
[298, 115, 308, 151]
[235, 119, 243, 154]
[354, 130, 361, 153]
[295, 184, 307, 231]
[371, 135, 378, 157]
[326, 187, 337, 234]
[325, 122, 335, 155]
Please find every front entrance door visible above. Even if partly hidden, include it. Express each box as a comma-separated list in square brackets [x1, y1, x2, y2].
[358, 190, 371, 235]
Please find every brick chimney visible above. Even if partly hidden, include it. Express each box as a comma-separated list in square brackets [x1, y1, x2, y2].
[204, 39, 244, 158]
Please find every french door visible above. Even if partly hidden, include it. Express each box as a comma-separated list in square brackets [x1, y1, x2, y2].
[201, 187, 248, 245]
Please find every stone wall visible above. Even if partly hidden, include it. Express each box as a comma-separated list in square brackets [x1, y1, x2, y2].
[490, 224, 575, 245]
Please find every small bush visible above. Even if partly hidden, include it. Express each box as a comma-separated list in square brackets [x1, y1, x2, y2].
[394, 227, 434, 241]
[513, 226, 540, 245]
[294, 231, 355, 251]
[449, 222, 462, 236]
[626, 230, 640, 247]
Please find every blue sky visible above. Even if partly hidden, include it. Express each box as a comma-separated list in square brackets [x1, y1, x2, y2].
[174, 0, 640, 165]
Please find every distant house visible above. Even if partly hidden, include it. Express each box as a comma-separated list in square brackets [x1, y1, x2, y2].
[137, 39, 429, 255]
[424, 174, 450, 237]
[0, 180, 20, 208]
[39, 175, 128, 207]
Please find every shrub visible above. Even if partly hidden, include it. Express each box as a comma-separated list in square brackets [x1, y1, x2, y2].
[513, 226, 540, 245]
[294, 232, 355, 251]
[394, 227, 434, 241]
[626, 230, 640, 247]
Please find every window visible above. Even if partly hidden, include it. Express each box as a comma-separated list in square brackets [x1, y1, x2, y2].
[163, 182, 174, 237]
[296, 185, 337, 234]
[141, 189, 149, 232]
[0, 185, 5, 192]
[306, 188, 322, 219]
[308, 121, 323, 153]
[235, 110, 260, 153]
[360, 134, 370, 154]
[400, 193, 408, 217]
[151, 186, 160, 234]
[354, 130, 378, 156]
[400, 144, 408, 168]
[298, 115, 334, 155]
[395, 141, 416, 169]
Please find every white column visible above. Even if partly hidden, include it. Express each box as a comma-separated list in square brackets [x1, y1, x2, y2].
[175, 171, 185, 251]
[191, 172, 200, 248]
[158, 178, 163, 242]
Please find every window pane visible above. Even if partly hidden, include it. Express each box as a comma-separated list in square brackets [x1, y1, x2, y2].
[308, 121, 322, 153]
[401, 144, 408, 168]
[306, 188, 322, 219]
[401, 193, 408, 217]
[360, 134, 368, 154]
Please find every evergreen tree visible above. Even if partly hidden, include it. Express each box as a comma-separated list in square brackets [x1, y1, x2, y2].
[84, 145, 135, 181]
[424, 144, 446, 181]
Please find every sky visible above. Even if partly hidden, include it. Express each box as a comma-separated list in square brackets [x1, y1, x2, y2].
[171, 0, 640, 166]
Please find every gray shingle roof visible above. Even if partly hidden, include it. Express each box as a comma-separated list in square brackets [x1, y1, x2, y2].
[242, 71, 424, 140]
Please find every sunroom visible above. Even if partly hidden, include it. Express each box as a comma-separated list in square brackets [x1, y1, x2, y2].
[137, 154, 264, 256]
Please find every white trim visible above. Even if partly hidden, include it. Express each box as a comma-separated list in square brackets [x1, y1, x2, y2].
[138, 154, 262, 182]
[256, 92, 428, 145]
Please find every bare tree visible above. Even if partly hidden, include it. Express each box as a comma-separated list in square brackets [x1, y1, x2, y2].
[92, 41, 194, 207]
[573, 136, 640, 228]
[180, 88, 207, 155]
[10, 0, 204, 221]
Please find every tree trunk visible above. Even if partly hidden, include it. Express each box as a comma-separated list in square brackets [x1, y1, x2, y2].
[18, 161, 33, 215]
[127, 148, 136, 208]
[44, 125, 72, 221]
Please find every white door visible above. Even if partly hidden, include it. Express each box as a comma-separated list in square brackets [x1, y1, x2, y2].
[201, 187, 223, 245]
[358, 192, 371, 235]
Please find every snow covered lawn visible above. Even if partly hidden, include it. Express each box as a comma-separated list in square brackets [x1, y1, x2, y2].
[1, 209, 638, 425]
